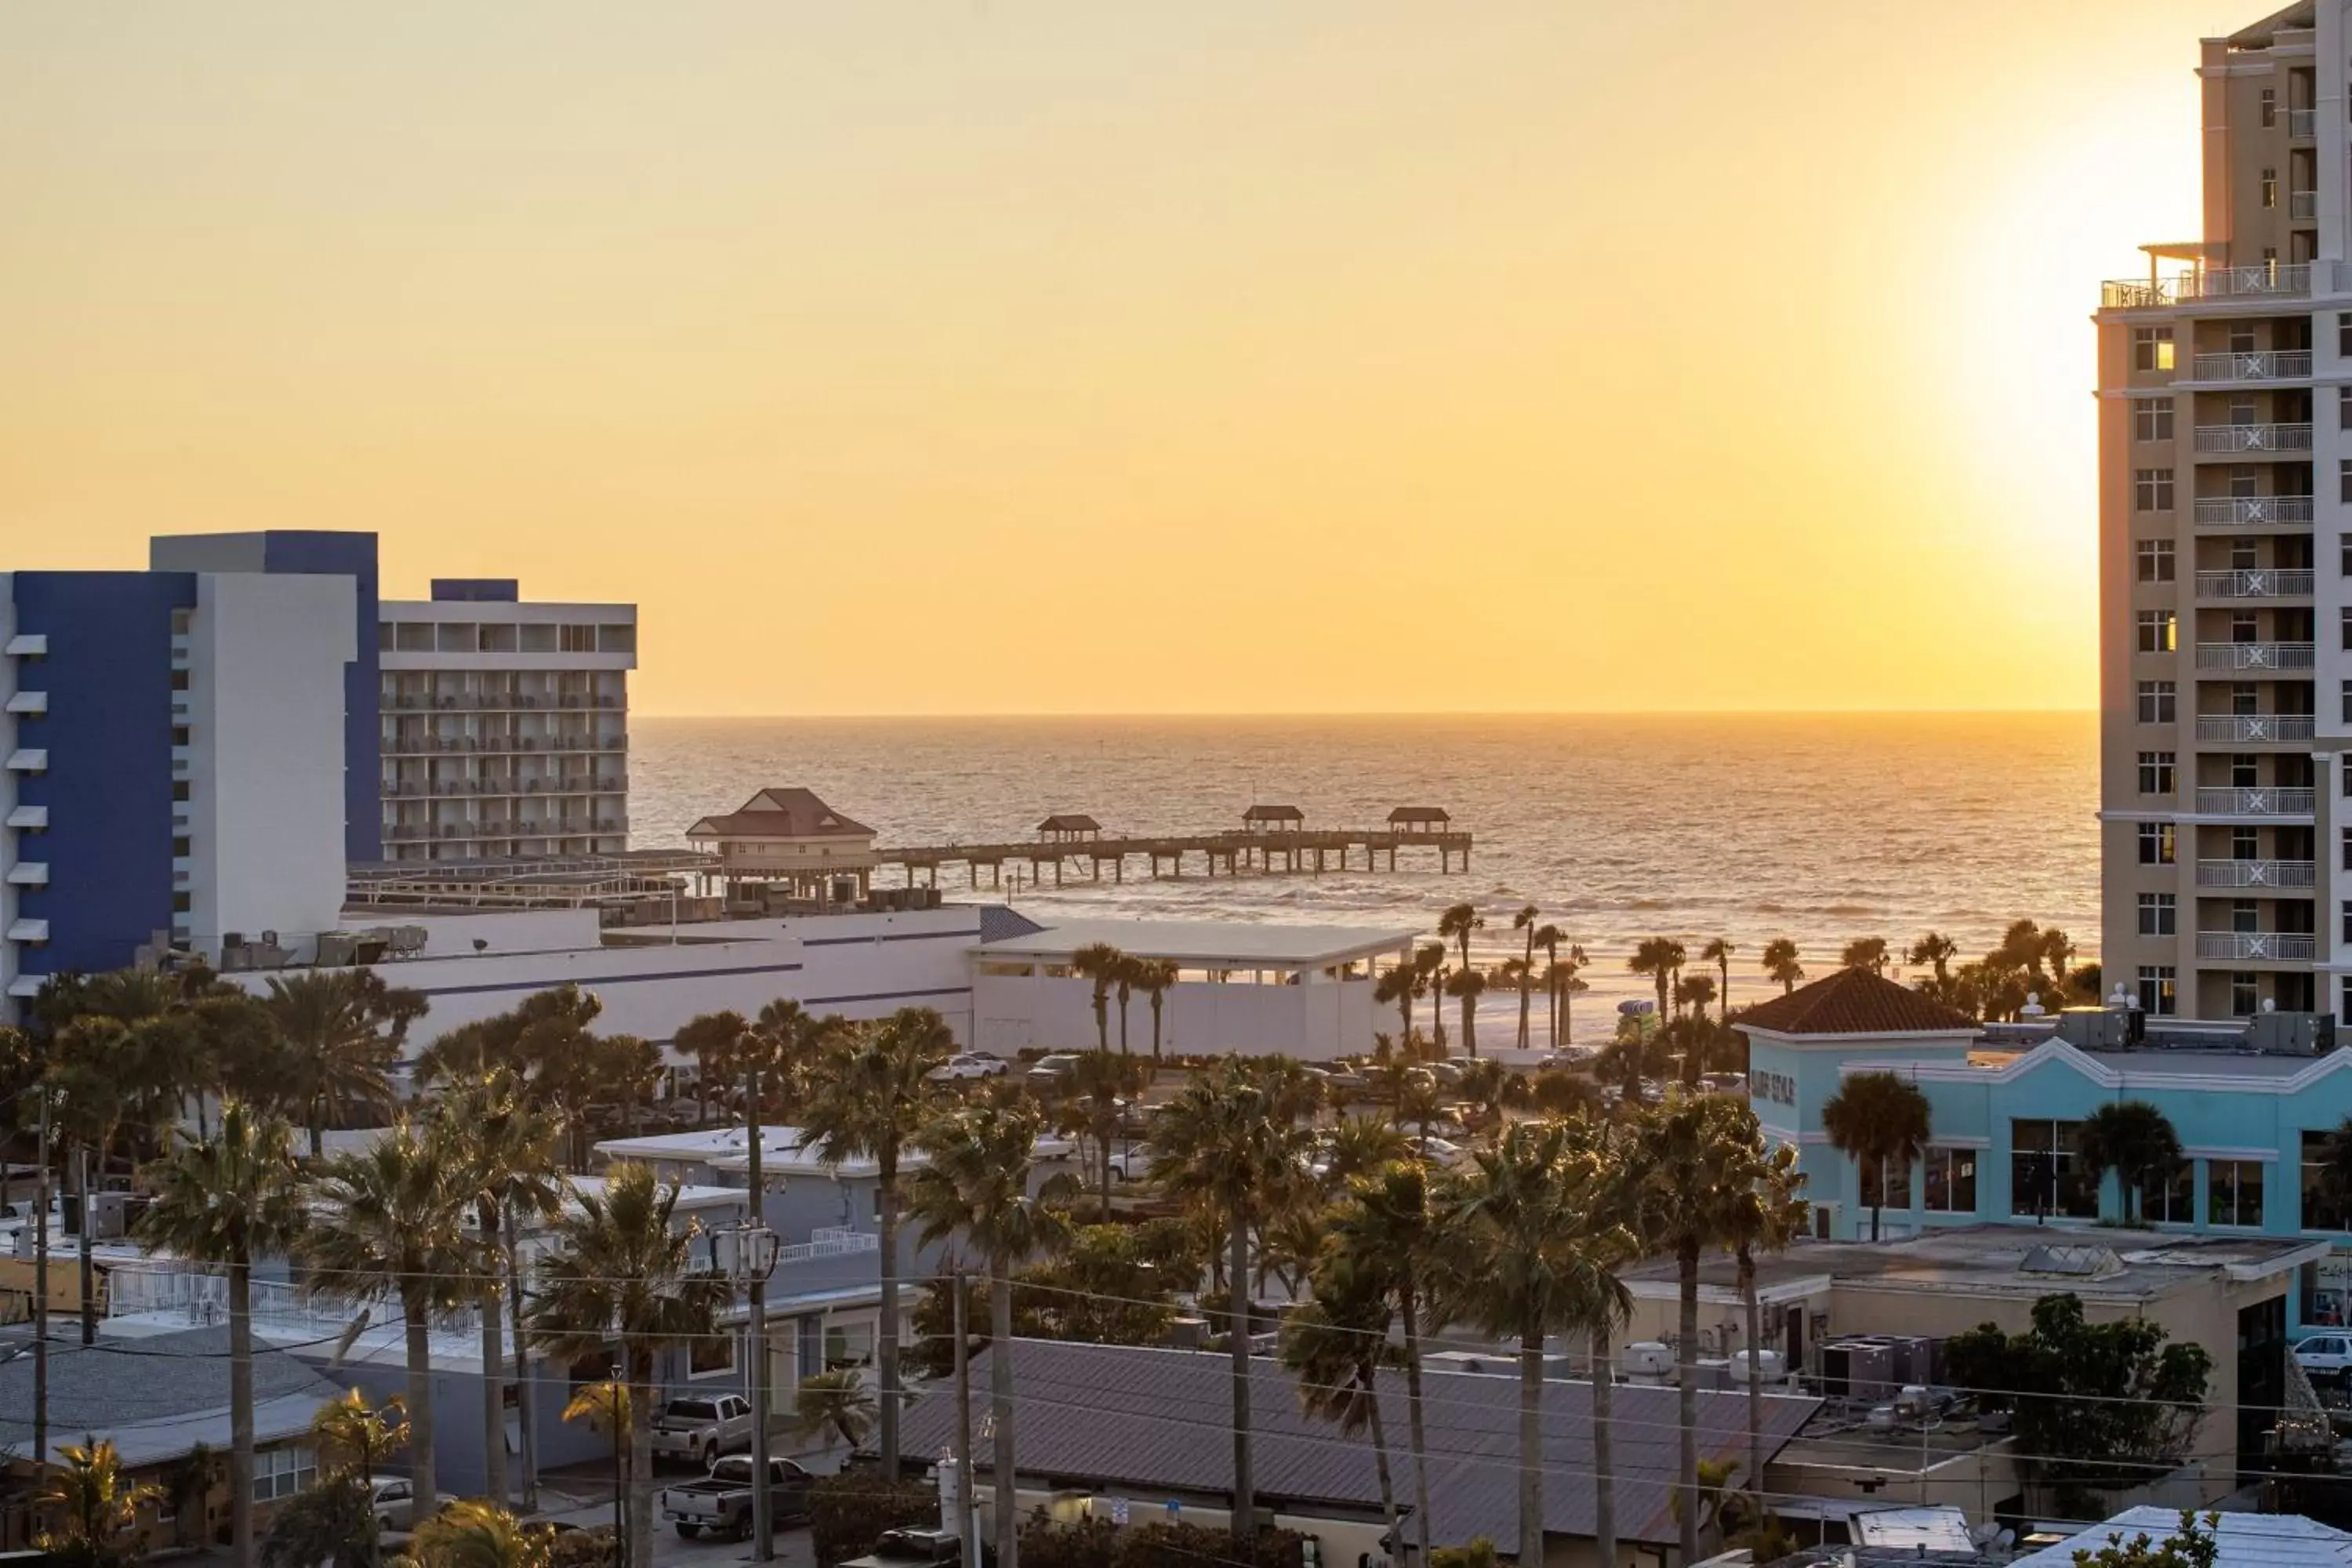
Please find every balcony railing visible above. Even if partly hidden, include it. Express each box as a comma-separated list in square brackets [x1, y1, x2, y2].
[2196, 931, 2318, 961]
[2197, 858, 2317, 888]
[2197, 713, 2317, 742]
[2194, 423, 2314, 454]
[2194, 568, 2316, 598]
[2194, 495, 2314, 527]
[2192, 350, 2314, 382]
[2194, 786, 2317, 815]
[2292, 107, 2317, 137]
[2194, 641, 2315, 672]
[2293, 191, 2318, 220]
[2103, 263, 2315, 309]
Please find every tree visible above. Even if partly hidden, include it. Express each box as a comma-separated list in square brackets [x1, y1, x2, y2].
[260, 1478, 375, 1568]
[1454, 1058, 1529, 1131]
[1673, 976, 1717, 1084]
[1374, 965, 1419, 1048]
[2078, 1102, 2184, 1225]
[1444, 967, 1487, 1058]
[673, 1010, 750, 1127]
[530, 1164, 733, 1568]
[1070, 943, 1126, 1054]
[303, 1120, 474, 1526]
[1628, 938, 1682, 1027]
[1327, 1163, 1438, 1559]
[1134, 960, 1181, 1066]
[1840, 936, 1889, 975]
[793, 1370, 877, 1450]
[2070, 1512, 2222, 1568]
[311, 1387, 412, 1487]
[911, 1101, 1076, 1568]
[1439, 1120, 1630, 1568]
[1316, 1116, 1410, 1194]
[800, 1007, 950, 1480]
[137, 1102, 310, 1568]
[409, 1501, 555, 1568]
[1818, 1072, 1931, 1240]
[1415, 945, 1450, 1049]
[1149, 1060, 1313, 1537]
[1438, 903, 1483, 982]
[1716, 1136, 1806, 1506]
[1281, 1253, 1399, 1548]
[561, 1379, 631, 1530]
[260, 970, 423, 1157]
[1510, 906, 1541, 1049]
[1060, 1049, 1142, 1211]
[1907, 932, 1958, 996]
[1760, 938, 1803, 995]
[1549, 946, 1589, 1049]
[1699, 938, 1737, 1028]
[38, 1438, 161, 1568]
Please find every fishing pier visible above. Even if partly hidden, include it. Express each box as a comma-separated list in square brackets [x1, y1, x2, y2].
[877, 804, 1472, 888]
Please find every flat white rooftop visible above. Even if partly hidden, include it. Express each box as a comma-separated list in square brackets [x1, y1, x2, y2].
[975, 917, 1416, 970]
[593, 1127, 811, 1163]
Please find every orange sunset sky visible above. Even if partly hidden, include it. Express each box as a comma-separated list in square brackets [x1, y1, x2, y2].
[2, 3, 2231, 716]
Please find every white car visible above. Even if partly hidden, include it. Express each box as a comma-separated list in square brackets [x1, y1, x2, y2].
[650, 1394, 756, 1465]
[369, 1476, 417, 1532]
[1105, 1143, 1156, 1182]
[927, 1052, 1009, 1083]
[2296, 1333, 2352, 1377]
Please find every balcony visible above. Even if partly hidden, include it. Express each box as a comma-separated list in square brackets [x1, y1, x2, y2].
[2197, 858, 2317, 888]
[2293, 191, 2318, 220]
[4, 691, 45, 716]
[2103, 263, 2316, 309]
[3, 634, 46, 657]
[2195, 569, 2314, 599]
[2196, 931, 2318, 961]
[5, 862, 49, 887]
[2197, 714, 2317, 742]
[2292, 107, 2317, 138]
[2194, 495, 2314, 528]
[2194, 786, 2317, 815]
[4, 805, 47, 829]
[4, 750, 46, 773]
[2194, 423, 2313, 455]
[2192, 350, 2314, 382]
[5, 918, 49, 942]
[2194, 641, 2314, 672]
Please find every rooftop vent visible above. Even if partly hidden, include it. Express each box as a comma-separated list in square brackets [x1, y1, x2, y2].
[2019, 1244, 2122, 1279]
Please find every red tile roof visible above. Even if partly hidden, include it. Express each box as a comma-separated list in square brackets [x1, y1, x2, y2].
[1736, 965, 1976, 1036]
[686, 787, 874, 840]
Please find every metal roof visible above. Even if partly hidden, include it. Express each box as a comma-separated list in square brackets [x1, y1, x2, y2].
[0, 1327, 344, 1467]
[2012, 1508, 2352, 1568]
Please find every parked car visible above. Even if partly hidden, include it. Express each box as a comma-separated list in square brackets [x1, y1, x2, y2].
[2297, 1333, 2352, 1377]
[660, 1454, 815, 1540]
[1025, 1053, 1084, 1091]
[1414, 1136, 1468, 1167]
[927, 1052, 1009, 1083]
[1105, 1142, 1156, 1181]
[369, 1476, 418, 1533]
[650, 1394, 756, 1466]
[843, 1526, 966, 1568]
[1306, 1065, 1372, 1098]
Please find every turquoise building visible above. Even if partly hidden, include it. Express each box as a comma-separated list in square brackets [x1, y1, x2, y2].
[1740, 967, 2352, 1328]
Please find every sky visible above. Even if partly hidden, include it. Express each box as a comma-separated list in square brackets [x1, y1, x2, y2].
[0, 3, 2229, 716]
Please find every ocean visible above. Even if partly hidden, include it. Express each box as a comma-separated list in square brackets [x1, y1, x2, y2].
[629, 712, 2096, 1027]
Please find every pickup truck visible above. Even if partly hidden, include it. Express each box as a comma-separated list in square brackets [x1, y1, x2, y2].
[659, 1454, 815, 1540]
[841, 1526, 964, 1568]
[649, 1394, 756, 1467]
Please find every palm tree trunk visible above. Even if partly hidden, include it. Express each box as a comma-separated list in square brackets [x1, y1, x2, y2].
[1363, 1367, 1398, 1550]
[481, 1274, 508, 1505]
[878, 1167, 902, 1480]
[1116, 995, 1129, 1056]
[1461, 996, 1477, 1059]
[1740, 1243, 1764, 1508]
[990, 1265, 1018, 1568]
[1719, 958, 1731, 1029]
[1591, 1320, 1617, 1568]
[230, 1259, 256, 1568]
[1517, 1316, 1543, 1567]
[507, 1203, 538, 1512]
[1229, 1211, 1254, 1537]
[1401, 1287, 1434, 1558]
[1677, 1238, 1700, 1564]
[403, 1302, 439, 1521]
[1519, 939, 1534, 1048]
[628, 1358, 656, 1568]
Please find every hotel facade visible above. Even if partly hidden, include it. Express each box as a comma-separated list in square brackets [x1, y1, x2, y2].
[2099, 2, 2352, 1021]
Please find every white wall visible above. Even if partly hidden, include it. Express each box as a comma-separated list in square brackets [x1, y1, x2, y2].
[187, 572, 356, 960]
[972, 972, 1377, 1062]
[348, 906, 605, 957]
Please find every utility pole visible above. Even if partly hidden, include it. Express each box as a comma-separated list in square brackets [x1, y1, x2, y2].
[952, 1266, 976, 1568]
[745, 1047, 775, 1563]
[33, 1089, 50, 1472]
[77, 1145, 95, 1345]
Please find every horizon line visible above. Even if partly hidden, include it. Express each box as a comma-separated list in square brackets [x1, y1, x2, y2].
[630, 706, 2100, 722]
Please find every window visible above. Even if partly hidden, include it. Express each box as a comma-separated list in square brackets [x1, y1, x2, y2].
[2139, 751, 2177, 794]
[2012, 1120, 2097, 1218]
[1861, 1154, 1911, 1214]
[2134, 399, 2176, 441]
[2265, 168, 2281, 207]
[1922, 1147, 1978, 1214]
[2211, 1160, 2267, 1226]
[252, 1446, 317, 1503]
[2343, 826, 2352, 871]
[561, 623, 599, 653]
[2136, 326, 2177, 372]
[2139, 964, 2179, 1016]
[2136, 609, 2178, 653]
[2344, 900, 2352, 944]
[172, 892, 191, 914]
[2137, 680, 2177, 723]
[2340, 456, 2352, 505]
[171, 836, 190, 858]
[2147, 1159, 2196, 1224]
[170, 724, 190, 747]
[2234, 971, 2262, 1016]
[823, 1319, 876, 1370]
[688, 1335, 737, 1378]
[169, 668, 190, 692]
[2303, 1131, 2352, 1230]
[171, 780, 190, 803]
[2136, 468, 2176, 511]
[2138, 892, 2178, 937]
[2138, 822, 2176, 865]
[2263, 87, 2279, 127]
[2343, 678, 2352, 724]
[2339, 387, 2352, 432]
[2138, 539, 2177, 583]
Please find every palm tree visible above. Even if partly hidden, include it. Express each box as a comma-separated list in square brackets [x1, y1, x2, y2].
[1628, 938, 1681, 1026]
[38, 1438, 159, 1568]
[1415, 945, 1450, 1050]
[1149, 1060, 1313, 1536]
[1526, 925, 1566, 1045]
[433, 1073, 564, 1509]
[1674, 976, 1717, 1085]
[1069, 943, 1125, 1054]
[409, 1501, 554, 1568]
[1439, 1120, 1630, 1568]
[911, 1101, 1076, 1568]
[1760, 938, 1804, 995]
[1445, 967, 1487, 1058]
[800, 1007, 949, 1479]
[137, 1101, 310, 1568]
[260, 970, 423, 1158]
[311, 1388, 411, 1488]
[1510, 906, 1541, 1048]
[1111, 954, 1142, 1057]
[1818, 1072, 1932, 1240]
[793, 1369, 877, 1450]
[1906, 933, 1958, 999]
[1318, 1116, 1410, 1192]
[1699, 938, 1737, 1028]
[1329, 1163, 1438, 1558]
[673, 1010, 750, 1127]
[1062, 1049, 1142, 1210]
[1134, 959, 1181, 1066]
[1720, 1139, 1806, 1505]
[1282, 1254, 1399, 1547]
[1438, 903, 1483, 980]
[1454, 1058, 1529, 1131]
[1552, 946, 1589, 1048]
[1374, 964, 1418, 1047]
[530, 1163, 732, 1568]
[561, 1379, 630, 1525]
[303, 1120, 474, 1524]
[1840, 936, 1890, 975]
[2078, 1102, 2183, 1224]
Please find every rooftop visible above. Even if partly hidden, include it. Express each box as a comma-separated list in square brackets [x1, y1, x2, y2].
[0, 1326, 344, 1468]
[2012, 1508, 2352, 1568]
[687, 788, 875, 841]
[1737, 967, 1978, 1037]
[973, 917, 1417, 969]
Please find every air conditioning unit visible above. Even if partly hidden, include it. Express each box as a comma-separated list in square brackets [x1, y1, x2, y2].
[1621, 1341, 1674, 1381]
[1729, 1349, 1785, 1384]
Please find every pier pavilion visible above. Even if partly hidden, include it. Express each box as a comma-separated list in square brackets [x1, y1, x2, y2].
[684, 787, 879, 909]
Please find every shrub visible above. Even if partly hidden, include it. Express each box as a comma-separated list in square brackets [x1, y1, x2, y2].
[1018, 1511, 1120, 1568]
[1112, 1522, 1308, 1568]
[809, 1471, 938, 1568]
